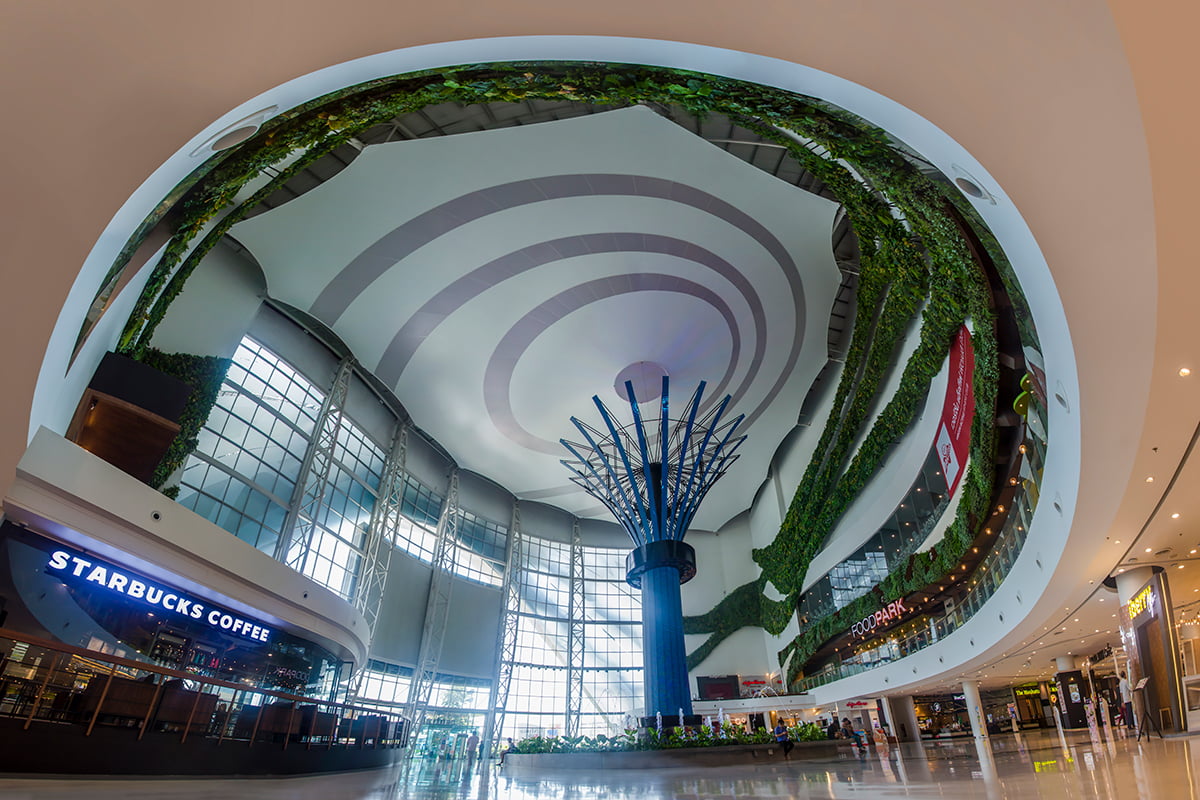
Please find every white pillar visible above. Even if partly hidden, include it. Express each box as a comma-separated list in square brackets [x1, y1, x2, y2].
[963, 680, 988, 741]
[1115, 567, 1156, 604]
[883, 695, 921, 742]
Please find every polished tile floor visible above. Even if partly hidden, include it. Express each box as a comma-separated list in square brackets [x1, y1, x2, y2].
[0, 729, 1197, 798]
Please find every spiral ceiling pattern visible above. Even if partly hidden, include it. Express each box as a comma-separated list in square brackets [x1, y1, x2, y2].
[234, 105, 842, 530]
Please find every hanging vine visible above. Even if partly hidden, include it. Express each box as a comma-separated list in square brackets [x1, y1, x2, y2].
[98, 62, 1016, 682]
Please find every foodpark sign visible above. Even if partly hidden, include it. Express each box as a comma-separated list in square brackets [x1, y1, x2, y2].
[849, 599, 907, 638]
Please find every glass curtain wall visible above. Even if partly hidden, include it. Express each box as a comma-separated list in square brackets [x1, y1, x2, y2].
[500, 539, 643, 740]
[176, 338, 323, 558]
[176, 336, 387, 600]
[175, 332, 644, 741]
[177, 335, 510, 597]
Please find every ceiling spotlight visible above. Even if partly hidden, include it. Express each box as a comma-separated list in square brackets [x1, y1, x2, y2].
[1118, 568, 1126, 573]
[1181, 367, 1192, 377]
[1173, 513, 1182, 519]
[1146, 476, 1155, 483]
[1146, 547, 1153, 553]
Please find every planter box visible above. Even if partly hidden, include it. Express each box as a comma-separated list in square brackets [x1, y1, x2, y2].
[505, 740, 843, 770]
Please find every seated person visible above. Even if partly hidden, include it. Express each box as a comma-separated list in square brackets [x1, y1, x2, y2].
[841, 718, 864, 749]
[826, 718, 841, 739]
[772, 721, 794, 757]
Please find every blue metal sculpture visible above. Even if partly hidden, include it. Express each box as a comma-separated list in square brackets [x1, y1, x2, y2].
[561, 376, 747, 717]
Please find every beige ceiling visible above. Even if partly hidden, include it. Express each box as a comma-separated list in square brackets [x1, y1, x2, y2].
[2, 0, 1196, 692]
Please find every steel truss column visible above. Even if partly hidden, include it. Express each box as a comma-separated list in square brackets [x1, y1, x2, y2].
[353, 422, 408, 636]
[275, 358, 354, 570]
[405, 468, 460, 745]
[484, 501, 522, 758]
[565, 520, 585, 736]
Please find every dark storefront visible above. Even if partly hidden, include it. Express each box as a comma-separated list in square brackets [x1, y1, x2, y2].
[0, 522, 345, 699]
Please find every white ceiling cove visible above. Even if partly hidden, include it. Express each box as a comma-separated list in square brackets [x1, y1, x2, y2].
[234, 106, 842, 530]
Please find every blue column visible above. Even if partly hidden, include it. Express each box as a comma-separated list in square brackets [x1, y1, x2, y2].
[641, 565, 692, 717]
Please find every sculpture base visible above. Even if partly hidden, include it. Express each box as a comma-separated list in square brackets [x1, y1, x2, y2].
[625, 540, 696, 588]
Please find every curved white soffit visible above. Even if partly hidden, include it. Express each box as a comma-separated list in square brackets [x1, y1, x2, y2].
[34, 38, 1080, 662]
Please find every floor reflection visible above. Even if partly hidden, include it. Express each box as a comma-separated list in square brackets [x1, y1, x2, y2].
[1, 730, 1199, 799]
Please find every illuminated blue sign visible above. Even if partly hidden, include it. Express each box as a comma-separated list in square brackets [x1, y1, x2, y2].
[46, 547, 271, 643]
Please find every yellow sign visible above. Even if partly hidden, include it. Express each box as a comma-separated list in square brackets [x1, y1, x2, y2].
[1128, 585, 1154, 621]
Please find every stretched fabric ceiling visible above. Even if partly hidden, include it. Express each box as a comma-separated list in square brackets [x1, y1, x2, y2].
[234, 106, 841, 530]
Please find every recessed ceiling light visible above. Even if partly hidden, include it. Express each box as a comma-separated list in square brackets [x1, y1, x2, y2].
[1118, 568, 1126, 573]
[1173, 513, 1182, 519]
[1115, 540, 1122, 544]
[1147, 477, 1155, 483]
[1179, 564, 1186, 569]
[1146, 547, 1153, 553]
[1181, 367, 1192, 377]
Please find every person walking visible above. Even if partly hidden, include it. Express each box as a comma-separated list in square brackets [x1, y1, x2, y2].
[465, 730, 480, 769]
[773, 719, 794, 758]
[1119, 672, 1134, 729]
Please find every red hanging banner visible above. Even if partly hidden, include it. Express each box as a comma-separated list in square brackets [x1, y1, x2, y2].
[934, 326, 975, 497]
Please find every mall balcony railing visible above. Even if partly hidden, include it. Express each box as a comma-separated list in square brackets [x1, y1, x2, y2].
[0, 627, 408, 751]
[796, 424, 1043, 692]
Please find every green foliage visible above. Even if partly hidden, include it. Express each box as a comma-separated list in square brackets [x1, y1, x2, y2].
[509, 722, 825, 753]
[793, 722, 827, 742]
[100, 61, 1019, 686]
[136, 348, 231, 490]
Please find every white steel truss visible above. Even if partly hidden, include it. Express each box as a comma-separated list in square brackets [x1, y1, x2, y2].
[354, 423, 408, 641]
[484, 501, 522, 757]
[404, 467, 460, 745]
[565, 520, 585, 735]
[276, 358, 354, 570]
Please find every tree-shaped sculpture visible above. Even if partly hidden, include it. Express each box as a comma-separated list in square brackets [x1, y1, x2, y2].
[561, 376, 747, 717]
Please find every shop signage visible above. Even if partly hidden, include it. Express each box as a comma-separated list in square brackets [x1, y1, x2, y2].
[850, 599, 907, 637]
[46, 547, 271, 643]
[1014, 685, 1042, 698]
[934, 326, 976, 497]
[845, 701, 870, 708]
[1127, 585, 1154, 621]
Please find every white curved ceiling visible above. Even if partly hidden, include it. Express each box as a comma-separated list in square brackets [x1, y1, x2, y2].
[234, 106, 842, 530]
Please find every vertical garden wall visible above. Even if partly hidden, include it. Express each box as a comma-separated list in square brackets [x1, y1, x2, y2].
[85, 61, 1032, 688]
